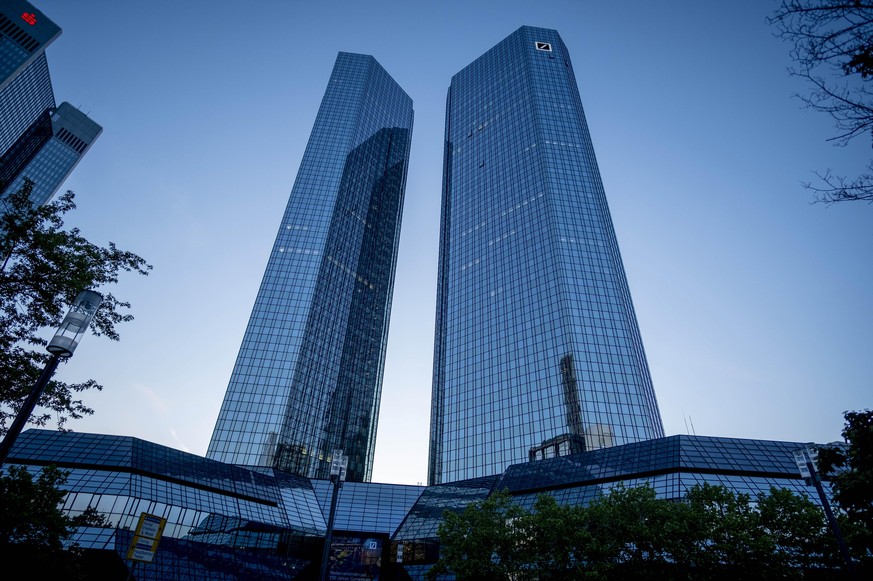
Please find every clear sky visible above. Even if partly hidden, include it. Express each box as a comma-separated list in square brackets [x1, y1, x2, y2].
[28, 0, 872, 485]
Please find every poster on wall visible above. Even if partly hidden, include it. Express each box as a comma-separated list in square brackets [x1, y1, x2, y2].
[328, 535, 382, 581]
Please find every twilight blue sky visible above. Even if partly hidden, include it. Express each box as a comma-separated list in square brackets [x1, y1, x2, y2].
[27, 0, 872, 484]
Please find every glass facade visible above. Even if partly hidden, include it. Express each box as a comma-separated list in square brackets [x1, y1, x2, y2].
[430, 26, 663, 484]
[0, 5, 100, 208]
[1, 101, 103, 206]
[0, 1, 61, 93]
[0, 51, 54, 156]
[207, 53, 413, 483]
[6, 430, 416, 579]
[393, 435, 828, 579]
[3, 429, 826, 580]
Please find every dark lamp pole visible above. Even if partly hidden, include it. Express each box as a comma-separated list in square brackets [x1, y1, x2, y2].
[0, 290, 102, 466]
[793, 446, 855, 576]
[319, 449, 348, 581]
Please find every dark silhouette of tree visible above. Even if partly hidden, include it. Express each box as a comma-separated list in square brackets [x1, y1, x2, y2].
[70, 505, 113, 528]
[769, 1, 873, 204]
[0, 464, 86, 578]
[0, 180, 151, 436]
[519, 494, 591, 579]
[758, 486, 841, 571]
[428, 483, 838, 579]
[426, 489, 529, 580]
[580, 485, 687, 578]
[818, 409, 873, 569]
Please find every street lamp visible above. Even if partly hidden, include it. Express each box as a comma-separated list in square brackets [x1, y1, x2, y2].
[793, 445, 855, 575]
[319, 449, 348, 581]
[0, 290, 103, 466]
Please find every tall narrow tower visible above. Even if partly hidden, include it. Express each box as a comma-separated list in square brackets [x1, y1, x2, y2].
[429, 26, 663, 485]
[208, 53, 413, 482]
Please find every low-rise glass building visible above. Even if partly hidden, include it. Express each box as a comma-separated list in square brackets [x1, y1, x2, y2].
[4, 429, 825, 580]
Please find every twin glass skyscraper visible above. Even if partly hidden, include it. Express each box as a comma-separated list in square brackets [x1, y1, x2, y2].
[209, 26, 663, 486]
[428, 26, 663, 484]
[207, 53, 413, 482]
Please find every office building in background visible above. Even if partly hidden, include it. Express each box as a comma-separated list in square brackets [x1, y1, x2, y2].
[1, 1, 101, 206]
[0, 101, 102, 205]
[0, 24, 836, 579]
[0, 51, 54, 155]
[207, 53, 413, 483]
[429, 26, 664, 484]
[0, 0, 60, 93]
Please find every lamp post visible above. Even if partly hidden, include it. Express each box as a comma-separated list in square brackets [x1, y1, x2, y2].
[793, 445, 855, 575]
[0, 290, 103, 466]
[319, 449, 348, 581]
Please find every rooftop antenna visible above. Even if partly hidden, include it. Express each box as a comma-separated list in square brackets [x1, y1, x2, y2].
[689, 416, 697, 436]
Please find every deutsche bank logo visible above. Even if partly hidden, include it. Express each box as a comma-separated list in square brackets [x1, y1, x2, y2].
[535, 42, 552, 52]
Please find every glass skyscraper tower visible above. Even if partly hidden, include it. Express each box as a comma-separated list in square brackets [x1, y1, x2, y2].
[1, 101, 102, 206]
[429, 26, 664, 484]
[0, 1, 60, 93]
[1, 2, 101, 208]
[207, 53, 413, 483]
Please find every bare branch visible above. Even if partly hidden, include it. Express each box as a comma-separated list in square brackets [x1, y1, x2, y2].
[770, 1, 873, 204]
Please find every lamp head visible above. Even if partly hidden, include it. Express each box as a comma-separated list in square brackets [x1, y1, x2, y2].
[47, 290, 103, 357]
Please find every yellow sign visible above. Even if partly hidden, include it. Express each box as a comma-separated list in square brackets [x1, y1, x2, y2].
[126, 512, 167, 563]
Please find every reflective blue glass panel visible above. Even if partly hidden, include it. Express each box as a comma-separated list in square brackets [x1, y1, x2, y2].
[430, 26, 663, 484]
[207, 53, 413, 482]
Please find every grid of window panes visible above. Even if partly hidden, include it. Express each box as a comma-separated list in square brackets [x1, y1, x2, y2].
[0, 109, 52, 192]
[429, 26, 663, 485]
[310, 480, 424, 535]
[1, 134, 77, 203]
[392, 475, 498, 542]
[10, 431, 329, 535]
[496, 435, 810, 496]
[0, 25, 30, 83]
[207, 53, 413, 483]
[391, 476, 498, 571]
[511, 472, 826, 513]
[0, 17, 32, 88]
[0, 6, 60, 90]
[72, 528, 309, 580]
[503, 434, 826, 510]
[0, 51, 54, 156]
[10, 430, 278, 503]
[5, 429, 833, 579]
[9, 431, 326, 578]
[1, 103, 99, 205]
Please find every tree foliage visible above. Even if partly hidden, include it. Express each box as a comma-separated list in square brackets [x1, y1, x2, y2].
[425, 490, 529, 580]
[429, 483, 843, 580]
[0, 464, 84, 576]
[817, 409, 873, 564]
[769, 1, 873, 204]
[0, 181, 151, 435]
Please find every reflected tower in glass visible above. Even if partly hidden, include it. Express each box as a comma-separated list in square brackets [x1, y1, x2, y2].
[207, 53, 413, 483]
[429, 26, 663, 485]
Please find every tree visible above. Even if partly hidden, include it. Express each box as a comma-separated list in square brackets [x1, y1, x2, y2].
[520, 494, 591, 579]
[0, 464, 84, 577]
[757, 486, 835, 572]
[0, 180, 151, 436]
[769, 1, 873, 204]
[684, 483, 775, 577]
[428, 483, 840, 580]
[817, 409, 873, 566]
[426, 489, 530, 580]
[583, 484, 686, 578]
